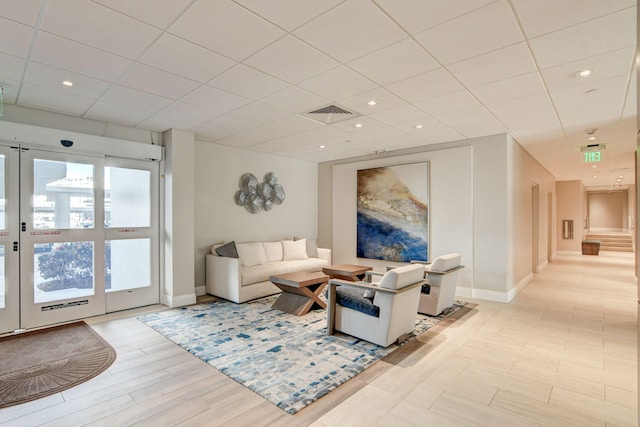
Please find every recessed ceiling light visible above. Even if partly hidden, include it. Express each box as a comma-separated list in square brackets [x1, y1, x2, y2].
[415, 125, 423, 129]
[319, 145, 325, 149]
[367, 100, 376, 106]
[593, 175, 598, 179]
[61, 80, 74, 87]
[588, 136, 596, 140]
[354, 123, 363, 128]
[576, 69, 592, 78]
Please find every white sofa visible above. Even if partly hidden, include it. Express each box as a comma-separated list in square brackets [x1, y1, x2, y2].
[206, 239, 331, 303]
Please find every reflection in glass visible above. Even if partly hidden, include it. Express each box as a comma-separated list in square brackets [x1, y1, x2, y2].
[105, 239, 150, 292]
[34, 241, 94, 303]
[0, 245, 4, 309]
[33, 159, 94, 230]
[0, 155, 5, 230]
[106, 167, 150, 228]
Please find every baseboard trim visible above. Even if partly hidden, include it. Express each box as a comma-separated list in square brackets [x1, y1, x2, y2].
[195, 285, 206, 297]
[161, 293, 197, 308]
[455, 287, 510, 303]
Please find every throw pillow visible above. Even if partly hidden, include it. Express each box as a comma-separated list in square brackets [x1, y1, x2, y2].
[282, 239, 308, 261]
[295, 237, 318, 258]
[236, 242, 268, 267]
[363, 283, 378, 300]
[263, 241, 283, 262]
[214, 241, 238, 258]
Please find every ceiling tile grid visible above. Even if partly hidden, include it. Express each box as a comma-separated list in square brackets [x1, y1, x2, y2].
[0, 0, 636, 189]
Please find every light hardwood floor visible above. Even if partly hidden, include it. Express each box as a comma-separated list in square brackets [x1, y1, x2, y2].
[0, 252, 636, 426]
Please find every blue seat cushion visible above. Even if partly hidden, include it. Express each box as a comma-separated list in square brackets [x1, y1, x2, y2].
[334, 285, 380, 318]
[421, 283, 431, 294]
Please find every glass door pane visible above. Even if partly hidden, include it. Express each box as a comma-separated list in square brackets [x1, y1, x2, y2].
[0, 146, 18, 334]
[104, 159, 159, 312]
[20, 150, 105, 330]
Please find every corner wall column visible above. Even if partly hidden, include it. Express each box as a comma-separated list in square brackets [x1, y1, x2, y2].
[162, 129, 196, 307]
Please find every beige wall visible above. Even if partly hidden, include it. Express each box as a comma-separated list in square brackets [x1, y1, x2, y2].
[588, 191, 627, 231]
[556, 180, 586, 252]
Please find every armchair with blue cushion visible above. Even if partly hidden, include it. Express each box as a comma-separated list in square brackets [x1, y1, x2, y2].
[326, 263, 427, 347]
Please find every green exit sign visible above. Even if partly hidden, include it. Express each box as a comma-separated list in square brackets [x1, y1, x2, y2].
[584, 151, 601, 163]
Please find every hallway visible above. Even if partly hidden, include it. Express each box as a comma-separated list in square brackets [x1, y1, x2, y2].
[0, 253, 637, 426]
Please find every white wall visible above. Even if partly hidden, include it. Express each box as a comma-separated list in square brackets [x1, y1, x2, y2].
[194, 141, 319, 286]
[320, 134, 558, 303]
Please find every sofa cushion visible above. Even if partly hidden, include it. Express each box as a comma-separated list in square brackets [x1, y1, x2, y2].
[335, 285, 380, 318]
[236, 242, 267, 267]
[282, 239, 308, 261]
[378, 264, 424, 290]
[214, 241, 238, 258]
[263, 241, 283, 262]
[240, 258, 329, 287]
[295, 237, 318, 257]
[428, 253, 461, 272]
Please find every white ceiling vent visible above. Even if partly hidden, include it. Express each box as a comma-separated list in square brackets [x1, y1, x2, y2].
[298, 103, 361, 125]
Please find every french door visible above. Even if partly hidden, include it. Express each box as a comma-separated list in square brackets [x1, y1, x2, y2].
[0, 144, 159, 333]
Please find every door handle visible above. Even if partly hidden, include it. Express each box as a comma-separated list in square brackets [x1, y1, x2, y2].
[13, 241, 18, 251]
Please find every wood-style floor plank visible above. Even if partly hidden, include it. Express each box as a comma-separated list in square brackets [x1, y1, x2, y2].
[0, 252, 636, 426]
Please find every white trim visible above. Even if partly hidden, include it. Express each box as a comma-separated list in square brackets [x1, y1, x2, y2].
[195, 285, 207, 297]
[0, 121, 162, 161]
[507, 272, 533, 302]
[556, 250, 582, 256]
[161, 293, 196, 308]
[455, 286, 510, 303]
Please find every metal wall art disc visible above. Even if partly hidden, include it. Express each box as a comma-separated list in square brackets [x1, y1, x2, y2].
[235, 172, 286, 214]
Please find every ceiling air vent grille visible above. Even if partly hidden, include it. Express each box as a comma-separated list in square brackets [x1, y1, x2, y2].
[299, 103, 361, 125]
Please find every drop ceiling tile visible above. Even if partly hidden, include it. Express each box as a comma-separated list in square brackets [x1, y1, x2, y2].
[215, 125, 291, 148]
[24, 62, 110, 98]
[338, 88, 407, 114]
[434, 105, 495, 127]
[299, 66, 377, 100]
[40, 0, 160, 59]
[31, 32, 131, 81]
[118, 63, 199, 100]
[260, 86, 329, 114]
[500, 108, 562, 138]
[447, 42, 536, 88]
[181, 85, 251, 113]
[245, 35, 339, 84]
[0, 17, 34, 58]
[168, 0, 285, 61]
[298, 125, 350, 144]
[229, 102, 291, 124]
[549, 75, 628, 107]
[250, 132, 320, 152]
[139, 34, 235, 83]
[347, 38, 439, 85]
[511, 0, 635, 38]
[270, 115, 324, 133]
[487, 93, 554, 118]
[370, 105, 434, 126]
[529, 9, 635, 69]
[192, 123, 237, 142]
[555, 95, 625, 129]
[202, 114, 262, 134]
[541, 47, 635, 90]
[415, 1, 523, 65]
[452, 118, 508, 138]
[0, 0, 42, 26]
[101, 85, 173, 112]
[398, 120, 464, 144]
[18, 84, 94, 116]
[415, 90, 481, 116]
[387, 68, 464, 103]
[139, 102, 223, 132]
[295, 0, 406, 63]
[235, 0, 344, 31]
[83, 101, 152, 126]
[208, 64, 289, 100]
[330, 116, 387, 133]
[0, 53, 25, 81]
[469, 72, 546, 105]
[373, 0, 496, 35]
[92, 0, 193, 29]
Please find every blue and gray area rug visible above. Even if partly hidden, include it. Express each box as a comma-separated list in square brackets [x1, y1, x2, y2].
[138, 296, 465, 415]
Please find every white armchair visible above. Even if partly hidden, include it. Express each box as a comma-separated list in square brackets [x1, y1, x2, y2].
[326, 264, 426, 347]
[417, 253, 464, 316]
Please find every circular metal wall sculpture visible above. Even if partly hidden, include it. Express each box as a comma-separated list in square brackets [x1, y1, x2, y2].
[235, 172, 286, 214]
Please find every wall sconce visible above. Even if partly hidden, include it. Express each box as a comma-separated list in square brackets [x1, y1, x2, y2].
[562, 220, 573, 239]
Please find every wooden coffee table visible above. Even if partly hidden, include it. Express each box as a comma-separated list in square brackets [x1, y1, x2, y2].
[322, 264, 372, 281]
[269, 271, 329, 316]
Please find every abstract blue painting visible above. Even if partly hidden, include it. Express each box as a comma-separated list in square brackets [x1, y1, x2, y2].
[357, 162, 429, 262]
